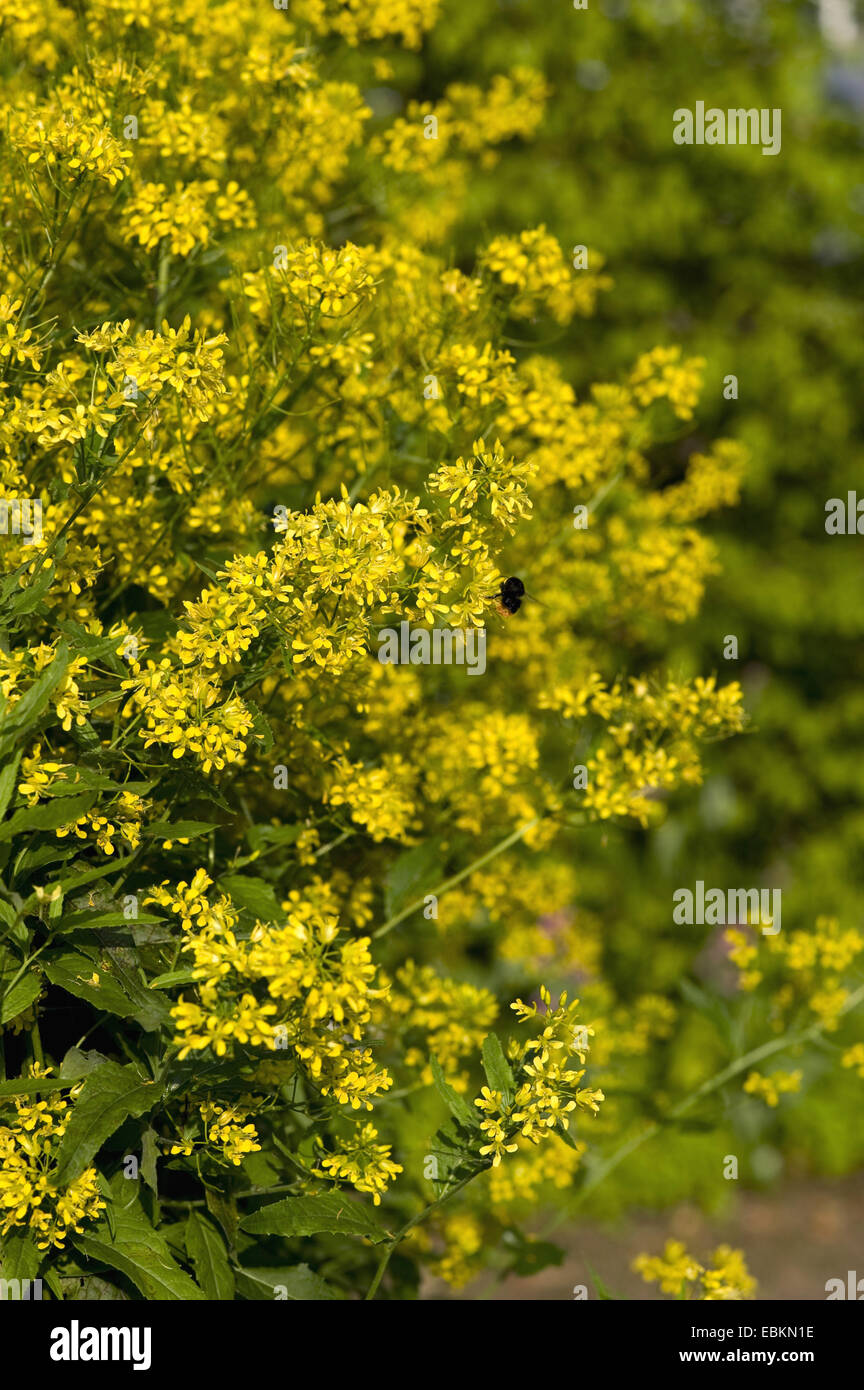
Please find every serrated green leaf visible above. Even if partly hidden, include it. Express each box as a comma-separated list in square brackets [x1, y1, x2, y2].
[235, 1263, 341, 1300]
[219, 873, 282, 921]
[481, 1031, 514, 1098]
[239, 1193, 386, 1241]
[41, 854, 137, 896]
[0, 1231, 42, 1283]
[0, 970, 41, 1025]
[185, 1211, 234, 1300]
[430, 1053, 476, 1127]
[6, 564, 55, 618]
[142, 820, 217, 841]
[54, 1060, 161, 1185]
[63, 1275, 130, 1301]
[72, 1204, 205, 1302]
[140, 1127, 159, 1196]
[0, 752, 22, 823]
[0, 1075, 73, 1098]
[0, 791, 97, 844]
[148, 968, 199, 990]
[59, 1047, 108, 1079]
[57, 908, 163, 932]
[246, 822, 302, 854]
[425, 1117, 484, 1193]
[44, 950, 138, 1019]
[205, 1188, 239, 1249]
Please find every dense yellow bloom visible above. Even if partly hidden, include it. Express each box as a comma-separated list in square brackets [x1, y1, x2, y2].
[629, 346, 706, 421]
[634, 1240, 756, 1301]
[315, 1124, 402, 1205]
[122, 658, 253, 774]
[743, 1069, 803, 1108]
[0, 1071, 105, 1251]
[470, 990, 604, 1167]
[0, 0, 767, 1299]
[481, 227, 611, 323]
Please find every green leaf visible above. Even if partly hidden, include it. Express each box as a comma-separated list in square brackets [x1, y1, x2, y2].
[219, 873, 283, 921]
[44, 951, 139, 1019]
[44, 944, 170, 1033]
[59, 1047, 109, 1079]
[205, 1188, 239, 1249]
[245, 701, 275, 754]
[82, 943, 171, 1032]
[35, 770, 155, 799]
[72, 1203, 205, 1302]
[0, 1231, 42, 1283]
[57, 909, 163, 932]
[142, 820, 218, 842]
[502, 1228, 565, 1278]
[62, 1275, 130, 1301]
[54, 1060, 161, 1185]
[185, 1211, 234, 1300]
[0, 1075, 73, 1098]
[40, 853, 137, 896]
[481, 1031, 514, 1098]
[140, 1128, 159, 1196]
[12, 845, 74, 881]
[246, 822, 302, 854]
[0, 752, 22, 823]
[239, 1193, 386, 1242]
[430, 1053, 476, 1127]
[425, 1117, 485, 1193]
[148, 968, 200, 990]
[0, 791, 97, 843]
[0, 970, 41, 1025]
[235, 1263, 341, 1301]
[556, 1123, 584, 1152]
[5, 564, 55, 618]
[0, 643, 69, 754]
[384, 837, 442, 919]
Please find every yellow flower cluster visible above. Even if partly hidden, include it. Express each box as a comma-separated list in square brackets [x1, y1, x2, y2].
[168, 1102, 262, 1167]
[728, 916, 864, 1029]
[633, 1240, 757, 1301]
[315, 1123, 403, 1205]
[121, 659, 253, 774]
[0, 1071, 105, 1251]
[0, 0, 763, 1297]
[293, 0, 441, 49]
[472, 989, 604, 1167]
[629, 346, 707, 421]
[743, 1070, 803, 1108]
[324, 755, 419, 843]
[481, 227, 611, 324]
[147, 872, 393, 1111]
[123, 179, 256, 256]
[384, 961, 498, 1085]
[56, 790, 147, 855]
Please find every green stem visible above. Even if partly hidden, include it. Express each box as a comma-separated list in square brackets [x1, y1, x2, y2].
[365, 1172, 478, 1301]
[373, 817, 540, 941]
[155, 244, 171, 328]
[548, 980, 864, 1228]
[314, 828, 353, 859]
[30, 1017, 44, 1068]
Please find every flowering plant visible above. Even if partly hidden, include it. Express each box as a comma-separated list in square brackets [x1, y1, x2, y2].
[0, 0, 852, 1303]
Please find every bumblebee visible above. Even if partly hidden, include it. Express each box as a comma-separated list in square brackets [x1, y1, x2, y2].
[496, 576, 525, 616]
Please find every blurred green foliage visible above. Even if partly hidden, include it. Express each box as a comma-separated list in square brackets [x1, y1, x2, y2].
[409, 0, 864, 1213]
